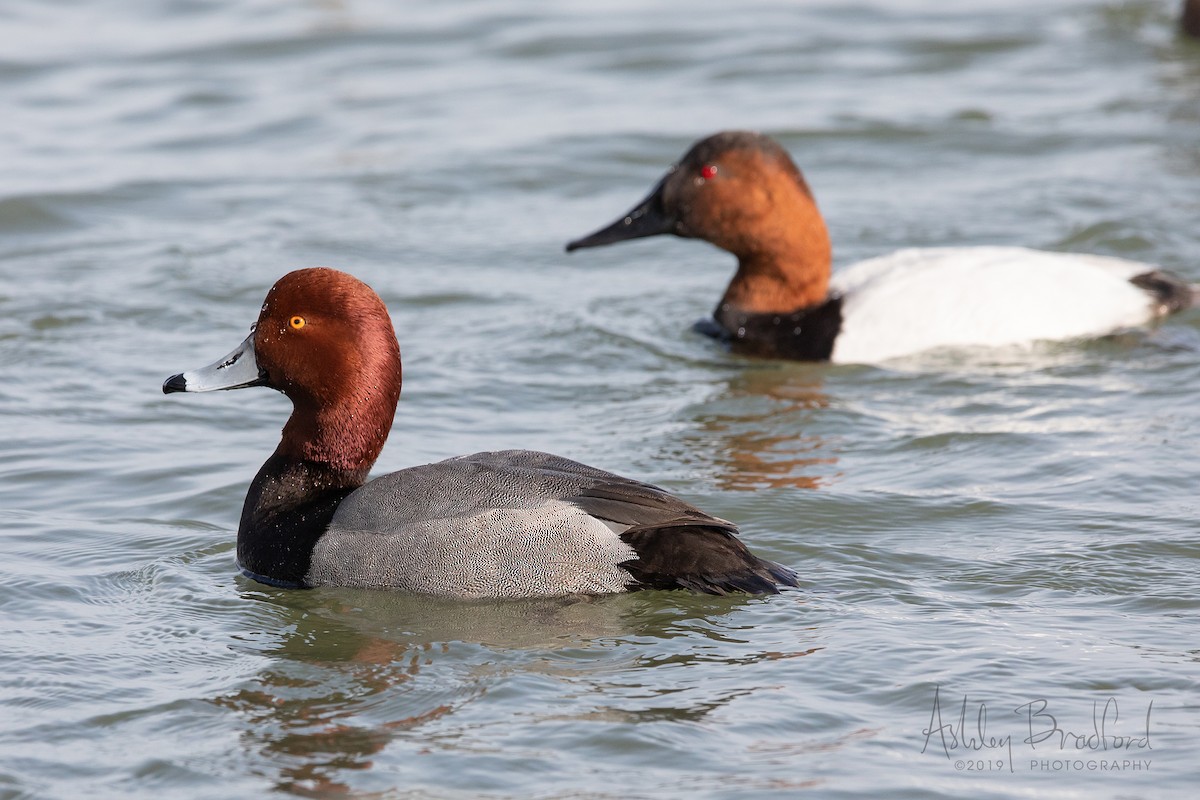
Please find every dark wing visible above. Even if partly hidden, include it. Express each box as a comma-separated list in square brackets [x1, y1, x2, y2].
[570, 479, 798, 595]
[619, 525, 799, 595]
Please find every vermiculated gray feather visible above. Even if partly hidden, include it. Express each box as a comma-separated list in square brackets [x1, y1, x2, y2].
[308, 450, 793, 599]
[309, 451, 644, 597]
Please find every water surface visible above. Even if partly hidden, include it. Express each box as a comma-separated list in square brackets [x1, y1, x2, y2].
[2, 1, 1199, 797]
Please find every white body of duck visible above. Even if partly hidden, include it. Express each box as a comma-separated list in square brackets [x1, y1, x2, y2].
[830, 246, 1173, 363]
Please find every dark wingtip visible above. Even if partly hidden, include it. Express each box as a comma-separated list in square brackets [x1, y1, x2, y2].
[1184, 0, 1200, 38]
[676, 558, 799, 596]
[1130, 270, 1196, 315]
[162, 373, 187, 394]
[638, 566, 796, 596]
[620, 524, 801, 596]
[765, 560, 800, 589]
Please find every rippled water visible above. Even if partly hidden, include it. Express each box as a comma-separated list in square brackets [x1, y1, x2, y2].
[2, 1, 1199, 797]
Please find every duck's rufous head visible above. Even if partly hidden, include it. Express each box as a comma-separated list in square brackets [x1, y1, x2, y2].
[164, 268, 402, 475]
[566, 131, 832, 313]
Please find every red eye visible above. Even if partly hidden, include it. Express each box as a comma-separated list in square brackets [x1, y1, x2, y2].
[700, 164, 718, 180]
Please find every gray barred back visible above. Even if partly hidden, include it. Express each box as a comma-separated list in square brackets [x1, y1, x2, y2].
[309, 450, 702, 598]
[330, 450, 630, 527]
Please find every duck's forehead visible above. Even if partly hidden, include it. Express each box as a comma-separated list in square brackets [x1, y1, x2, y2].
[262, 278, 303, 311]
[258, 283, 298, 324]
[685, 131, 775, 164]
[261, 268, 347, 313]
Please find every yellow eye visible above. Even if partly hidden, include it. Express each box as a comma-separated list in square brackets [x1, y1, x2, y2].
[289, 316, 306, 330]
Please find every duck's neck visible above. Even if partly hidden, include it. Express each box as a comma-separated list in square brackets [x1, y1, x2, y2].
[716, 183, 833, 317]
[236, 383, 399, 587]
[719, 252, 830, 315]
[236, 453, 361, 586]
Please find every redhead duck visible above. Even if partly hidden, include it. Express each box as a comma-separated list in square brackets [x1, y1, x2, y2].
[566, 131, 1195, 363]
[163, 268, 796, 598]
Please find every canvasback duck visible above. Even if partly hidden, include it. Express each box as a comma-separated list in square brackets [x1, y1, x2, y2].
[566, 131, 1195, 363]
[162, 267, 796, 598]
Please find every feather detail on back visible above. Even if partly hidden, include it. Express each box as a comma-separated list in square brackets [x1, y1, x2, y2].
[312, 450, 796, 598]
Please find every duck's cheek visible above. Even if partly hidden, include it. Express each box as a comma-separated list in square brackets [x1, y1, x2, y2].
[680, 201, 724, 241]
[250, 334, 289, 389]
[254, 321, 293, 356]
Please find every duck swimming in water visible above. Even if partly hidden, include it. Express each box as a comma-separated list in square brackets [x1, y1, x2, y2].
[566, 131, 1194, 363]
[163, 267, 797, 598]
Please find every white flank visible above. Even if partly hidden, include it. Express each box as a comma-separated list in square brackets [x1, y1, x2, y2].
[829, 247, 1160, 363]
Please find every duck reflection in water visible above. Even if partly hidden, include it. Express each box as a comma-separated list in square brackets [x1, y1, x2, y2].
[212, 591, 633, 795]
[676, 365, 836, 492]
[211, 589, 818, 795]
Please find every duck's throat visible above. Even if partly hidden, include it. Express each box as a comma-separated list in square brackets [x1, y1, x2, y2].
[718, 253, 831, 318]
[279, 395, 392, 474]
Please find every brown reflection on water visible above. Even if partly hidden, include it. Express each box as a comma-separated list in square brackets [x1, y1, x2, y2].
[712, 425, 832, 491]
[214, 638, 451, 797]
[214, 559, 818, 795]
[684, 365, 838, 491]
[212, 591, 645, 797]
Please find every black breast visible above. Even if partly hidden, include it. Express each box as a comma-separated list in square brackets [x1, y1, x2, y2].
[700, 295, 844, 361]
[237, 454, 359, 588]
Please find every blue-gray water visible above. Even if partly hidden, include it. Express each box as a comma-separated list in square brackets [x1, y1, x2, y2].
[2, 1, 1199, 797]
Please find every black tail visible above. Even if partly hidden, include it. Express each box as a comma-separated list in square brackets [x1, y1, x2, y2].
[1130, 270, 1197, 315]
[620, 525, 799, 595]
